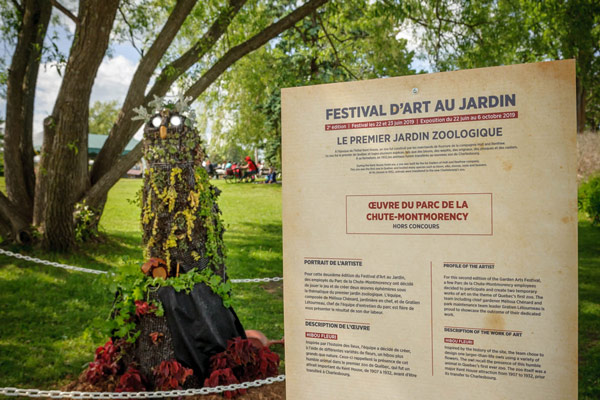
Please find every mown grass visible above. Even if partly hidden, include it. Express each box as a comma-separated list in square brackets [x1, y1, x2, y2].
[578, 219, 600, 399]
[0, 178, 598, 398]
[0, 178, 283, 389]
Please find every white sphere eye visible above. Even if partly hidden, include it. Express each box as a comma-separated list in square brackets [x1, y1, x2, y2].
[170, 115, 182, 127]
[151, 116, 162, 128]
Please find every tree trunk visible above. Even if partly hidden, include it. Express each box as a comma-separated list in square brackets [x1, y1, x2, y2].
[42, 0, 120, 251]
[0, 213, 12, 243]
[0, 192, 31, 244]
[33, 116, 56, 227]
[576, 76, 587, 133]
[3, 0, 52, 224]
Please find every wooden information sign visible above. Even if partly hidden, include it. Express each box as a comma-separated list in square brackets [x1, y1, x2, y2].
[282, 60, 577, 400]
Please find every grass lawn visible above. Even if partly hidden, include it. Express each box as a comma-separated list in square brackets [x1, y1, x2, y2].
[578, 219, 600, 400]
[0, 178, 283, 389]
[0, 178, 598, 398]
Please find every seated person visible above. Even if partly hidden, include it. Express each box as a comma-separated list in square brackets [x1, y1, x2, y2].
[231, 162, 241, 179]
[240, 156, 259, 180]
[204, 159, 216, 178]
[214, 160, 226, 178]
[265, 167, 277, 184]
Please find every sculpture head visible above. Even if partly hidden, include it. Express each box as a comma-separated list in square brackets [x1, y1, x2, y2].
[148, 109, 185, 139]
[133, 96, 204, 166]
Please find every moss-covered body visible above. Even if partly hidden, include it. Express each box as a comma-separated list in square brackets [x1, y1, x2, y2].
[141, 110, 226, 278]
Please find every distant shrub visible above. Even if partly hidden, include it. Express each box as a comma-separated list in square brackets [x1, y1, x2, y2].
[579, 174, 600, 224]
[74, 201, 99, 242]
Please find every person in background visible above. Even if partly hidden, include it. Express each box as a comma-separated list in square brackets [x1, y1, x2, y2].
[231, 161, 241, 179]
[265, 166, 277, 184]
[240, 156, 259, 181]
[204, 159, 216, 179]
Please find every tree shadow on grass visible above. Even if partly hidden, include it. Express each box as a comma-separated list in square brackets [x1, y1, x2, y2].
[0, 230, 143, 274]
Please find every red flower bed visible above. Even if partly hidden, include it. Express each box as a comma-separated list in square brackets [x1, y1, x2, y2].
[204, 338, 280, 398]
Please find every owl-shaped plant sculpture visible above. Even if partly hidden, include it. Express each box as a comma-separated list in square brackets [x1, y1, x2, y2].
[122, 96, 246, 386]
[135, 95, 225, 278]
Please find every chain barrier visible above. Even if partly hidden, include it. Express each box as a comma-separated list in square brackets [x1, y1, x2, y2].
[230, 277, 283, 283]
[0, 375, 285, 398]
[0, 253, 285, 397]
[0, 248, 109, 275]
[0, 248, 283, 283]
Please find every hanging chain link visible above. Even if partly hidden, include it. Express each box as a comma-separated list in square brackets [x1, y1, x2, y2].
[0, 375, 286, 399]
[230, 277, 283, 283]
[0, 248, 109, 275]
[0, 248, 283, 283]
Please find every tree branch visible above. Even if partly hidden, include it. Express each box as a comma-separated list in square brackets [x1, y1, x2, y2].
[90, 0, 199, 183]
[185, 0, 329, 100]
[9, 0, 23, 14]
[50, 0, 79, 25]
[91, 0, 244, 184]
[318, 14, 358, 80]
[84, 143, 143, 209]
[89, 0, 330, 206]
[143, 0, 248, 103]
[118, 5, 144, 57]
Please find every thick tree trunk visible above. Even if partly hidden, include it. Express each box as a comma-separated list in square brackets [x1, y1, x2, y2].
[3, 0, 52, 223]
[42, 0, 120, 251]
[0, 213, 12, 243]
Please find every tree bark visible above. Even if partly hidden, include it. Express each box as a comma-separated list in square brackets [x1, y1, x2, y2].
[0, 192, 31, 244]
[33, 116, 56, 227]
[576, 77, 587, 133]
[4, 0, 52, 222]
[84, 144, 143, 209]
[0, 213, 12, 243]
[42, 0, 120, 251]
